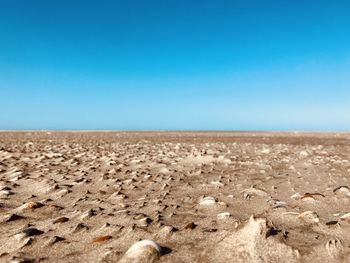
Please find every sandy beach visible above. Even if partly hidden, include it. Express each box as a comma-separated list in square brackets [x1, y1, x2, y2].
[1, 131, 350, 262]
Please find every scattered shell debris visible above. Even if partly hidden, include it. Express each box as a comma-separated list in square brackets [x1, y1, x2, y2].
[0, 131, 349, 262]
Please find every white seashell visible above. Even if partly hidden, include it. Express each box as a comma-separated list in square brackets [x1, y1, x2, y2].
[8, 176, 20, 182]
[290, 193, 301, 200]
[80, 209, 95, 220]
[334, 186, 350, 197]
[298, 211, 319, 224]
[218, 201, 227, 207]
[159, 168, 170, 174]
[301, 196, 315, 202]
[139, 217, 152, 226]
[0, 189, 13, 197]
[126, 239, 161, 254]
[243, 187, 268, 200]
[299, 151, 309, 158]
[54, 189, 69, 198]
[199, 196, 216, 205]
[217, 212, 231, 220]
[275, 200, 287, 206]
[261, 148, 270, 154]
[210, 181, 224, 187]
[340, 212, 350, 221]
[119, 239, 162, 263]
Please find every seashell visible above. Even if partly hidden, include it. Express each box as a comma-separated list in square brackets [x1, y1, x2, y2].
[144, 174, 152, 179]
[80, 209, 96, 220]
[119, 202, 128, 208]
[325, 220, 338, 226]
[158, 225, 178, 237]
[139, 217, 152, 227]
[299, 151, 309, 158]
[91, 235, 112, 244]
[217, 212, 231, 220]
[333, 186, 350, 197]
[290, 192, 301, 200]
[298, 211, 319, 224]
[210, 181, 224, 187]
[47, 236, 65, 245]
[184, 222, 197, 230]
[218, 201, 227, 207]
[119, 239, 162, 263]
[268, 198, 286, 206]
[199, 196, 216, 205]
[302, 192, 325, 201]
[9, 256, 34, 263]
[54, 189, 69, 198]
[20, 228, 44, 238]
[73, 222, 89, 232]
[25, 201, 44, 209]
[0, 189, 14, 197]
[300, 196, 315, 202]
[53, 217, 69, 224]
[281, 212, 299, 218]
[243, 187, 268, 200]
[0, 213, 24, 223]
[47, 204, 64, 211]
[159, 168, 170, 174]
[340, 212, 350, 222]
[261, 148, 270, 154]
[0, 185, 11, 191]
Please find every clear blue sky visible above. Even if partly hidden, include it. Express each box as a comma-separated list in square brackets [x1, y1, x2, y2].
[0, 0, 349, 131]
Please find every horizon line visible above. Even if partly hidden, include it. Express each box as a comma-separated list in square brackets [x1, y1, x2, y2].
[0, 129, 349, 133]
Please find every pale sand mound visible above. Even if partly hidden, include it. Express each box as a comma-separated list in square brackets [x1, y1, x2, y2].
[207, 216, 299, 263]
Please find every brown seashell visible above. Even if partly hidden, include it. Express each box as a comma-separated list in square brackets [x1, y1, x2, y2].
[184, 222, 197, 230]
[326, 220, 338, 226]
[53, 217, 69, 224]
[26, 201, 44, 209]
[91, 235, 112, 244]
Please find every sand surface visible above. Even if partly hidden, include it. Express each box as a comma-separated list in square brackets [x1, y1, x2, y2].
[1, 131, 350, 262]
